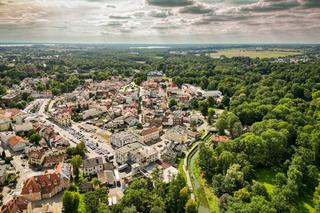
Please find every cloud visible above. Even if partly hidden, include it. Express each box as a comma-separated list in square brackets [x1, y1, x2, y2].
[301, 0, 320, 8]
[147, 0, 194, 7]
[180, 4, 212, 14]
[109, 14, 131, 19]
[149, 10, 172, 18]
[241, 0, 300, 13]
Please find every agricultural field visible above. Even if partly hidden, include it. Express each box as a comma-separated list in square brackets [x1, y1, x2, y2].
[210, 48, 301, 59]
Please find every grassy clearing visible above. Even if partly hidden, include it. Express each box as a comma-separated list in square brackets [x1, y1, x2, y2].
[210, 49, 300, 59]
[192, 154, 219, 213]
[255, 168, 278, 194]
[255, 168, 315, 212]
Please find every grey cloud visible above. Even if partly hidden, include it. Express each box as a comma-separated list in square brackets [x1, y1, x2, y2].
[109, 15, 131, 19]
[241, 0, 300, 13]
[180, 4, 212, 14]
[147, 0, 194, 7]
[301, 0, 320, 8]
[149, 10, 172, 18]
[200, 0, 259, 5]
[106, 5, 116, 8]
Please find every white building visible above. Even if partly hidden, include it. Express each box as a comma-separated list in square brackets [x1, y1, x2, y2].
[83, 157, 105, 176]
[130, 146, 159, 168]
[164, 125, 189, 144]
[140, 127, 160, 143]
[115, 142, 142, 164]
[111, 131, 138, 148]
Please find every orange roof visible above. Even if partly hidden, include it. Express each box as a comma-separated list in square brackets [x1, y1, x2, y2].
[212, 135, 230, 143]
[140, 127, 159, 136]
[0, 108, 21, 119]
[21, 172, 61, 195]
[8, 136, 25, 147]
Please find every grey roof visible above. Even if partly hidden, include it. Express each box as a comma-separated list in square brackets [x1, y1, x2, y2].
[83, 157, 104, 169]
[0, 165, 6, 176]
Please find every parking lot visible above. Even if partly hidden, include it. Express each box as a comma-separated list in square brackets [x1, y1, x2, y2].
[65, 124, 115, 159]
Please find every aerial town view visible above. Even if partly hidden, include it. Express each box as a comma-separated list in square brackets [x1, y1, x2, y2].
[1, 0, 320, 213]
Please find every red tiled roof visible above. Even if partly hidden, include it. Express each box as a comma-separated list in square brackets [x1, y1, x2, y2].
[211, 135, 230, 143]
[140, 127, 159, 136]
[21, 172, 61, 196]
[8, 136, 25, 147]
[0, 197, 29, 213]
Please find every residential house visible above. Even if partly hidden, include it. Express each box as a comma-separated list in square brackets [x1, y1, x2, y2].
[0, 118, 11, 131]
[111, 131, 138, 148]
[130, 146, 159, 168]
[140, 127, 160, 143]
[13, 122, 33, 133]
[115, 142, 142, 165]
[0, 164, 7, 185]
[147, 70, 163, 81]
[124, 116, 139, 127]
[8, 136, 27, 152]
[20, 170, 69, 202]
[53, 110, 72, 126]
[83, 157, 108, 176]
[0, 196, 31, 213]
[81, 106, 106, 120]
[0, 131, 16, 146]
[28, 148, 65, 168]
[164, 125, 189, 144]
[97, 170, 116, 187]
[0, 108, 21, 131]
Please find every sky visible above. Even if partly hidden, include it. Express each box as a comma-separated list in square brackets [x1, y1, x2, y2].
[0, 0, 320, 43]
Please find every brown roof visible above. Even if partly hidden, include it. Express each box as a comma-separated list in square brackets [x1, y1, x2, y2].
[28, 148, 45, 160]
[0, 196, 29, 213]
[42, 154, 64, 166]
[21, 172, 61, 196]
[8, 136, 25, 147]
[140, 127, 159, 136]
[211, 135, 230, 143]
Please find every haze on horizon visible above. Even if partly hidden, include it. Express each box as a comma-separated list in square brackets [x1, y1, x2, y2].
[0, 0, 320, 44]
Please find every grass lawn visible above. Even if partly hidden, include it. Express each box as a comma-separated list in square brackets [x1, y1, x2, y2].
[78, 194, 86, 213]
[192, 154, 219, 213]
[177, 157, 187, 181]
[255, 168, 278, 194]
[210, 49, 300, 59]
[255, 168, 315, 212]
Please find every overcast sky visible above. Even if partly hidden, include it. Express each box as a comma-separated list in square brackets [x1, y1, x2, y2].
[0, 0, 320, 43]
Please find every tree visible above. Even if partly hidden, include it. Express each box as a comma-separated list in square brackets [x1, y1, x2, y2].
[179, 187, 190, 211]
[85, 187, 109, 213]
[1, 150, 5, 159]
[185, 199, 198, 213]
[62, 191, 80, 213]
[169, 99, 178, 109]
[91, 177, 101, 188]
[29, 133, 41, 145]
[199, 100, 209, 116]
[207, 96, 215, 107]
[208, 108, 215, 125]
[190, 98, 199, 110]
[216, 114, 228, 135]
[97, 202, 111, 213]
[122, 206, 137, 213]
[71, 155, 83, 180]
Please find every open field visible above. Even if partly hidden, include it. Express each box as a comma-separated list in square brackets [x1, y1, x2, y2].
[255, 168, 315, 213]
[210, 49, 301, 59]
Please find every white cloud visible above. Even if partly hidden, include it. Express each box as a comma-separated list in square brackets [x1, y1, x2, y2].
[0, 0, 319, 43]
